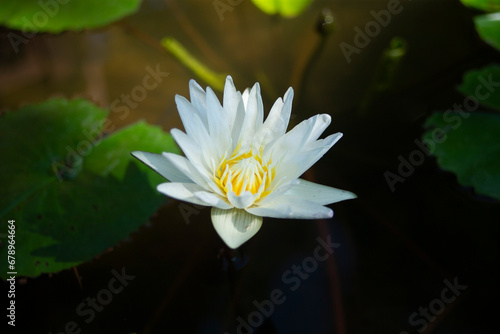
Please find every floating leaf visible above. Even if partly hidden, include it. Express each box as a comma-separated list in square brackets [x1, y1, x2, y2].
[0, 0, 141, 33]
[0, 98, 178, 278]
[474, 13, 500, 51]
[458, 64, 500, 111]
[460, 0, 500, 12]
[251, 0, 313, 17]
[423, 112, 500, 201]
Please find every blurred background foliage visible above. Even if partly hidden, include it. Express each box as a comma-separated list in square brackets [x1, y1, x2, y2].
[0, 0, 499, 333]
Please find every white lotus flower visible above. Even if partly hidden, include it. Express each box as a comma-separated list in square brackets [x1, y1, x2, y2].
[132, 76, 356, 249]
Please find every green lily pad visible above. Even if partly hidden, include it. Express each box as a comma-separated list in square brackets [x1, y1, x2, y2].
[458, 64, 500, 111]
[250, 0, 313, 17]
[0, 98, 179, 278]
[0, 0, 141, 33]
[423, 112, 500, 201]
[460, 0, 500, 12]
[474, 13, 500, 51]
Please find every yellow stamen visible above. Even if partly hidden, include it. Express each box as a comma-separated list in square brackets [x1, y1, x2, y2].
[215, 148, 275, 199]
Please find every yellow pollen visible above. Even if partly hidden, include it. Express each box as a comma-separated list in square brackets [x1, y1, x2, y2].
[215, 149, 274, 197]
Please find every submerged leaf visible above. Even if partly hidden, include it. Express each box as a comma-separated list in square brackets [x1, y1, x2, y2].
[423, 112, 500, 201]
[474, 13, 500, 51]
[458, 64, 500, 111]
[161, 37, 226, 91]
[0, 0, 141, 33]
[251, 0, 314, 17]
[460, 0, 500, 12]
[0, 98, 178, 278]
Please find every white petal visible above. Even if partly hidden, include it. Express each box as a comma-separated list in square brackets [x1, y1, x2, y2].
[131, 151, 191, 183]
[223, 76, 242, 129]
[189, 79, 208, 127]
[170, 129, 209, 170]
[283, 179, 357, 205]
[257, 87, 293, 146]
[264, 114, 330, 163]
[255, 178, 298, 205]
[175, 96, 218, 161]
[157, 182, 229, 208]
[241, 88, 250, 109]
[161, 152, 210, 189]
[303, 132, 342, 151]
[223, 77, 246, 148]
[175, 95, 209, 137]
[162, 152, 225, 197]
[211, 207, 263, 249]
[247, 196, 333, 219]
[276, 132, 343, 182]
[305, 114, 331, 143]
[238, 83, 263, 145]
[227, 190, 257, 209]
[206, 86, 231, 153]
[195, 192, 232, 209]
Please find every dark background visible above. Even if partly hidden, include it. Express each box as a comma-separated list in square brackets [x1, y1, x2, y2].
[1, 0, 499, 333]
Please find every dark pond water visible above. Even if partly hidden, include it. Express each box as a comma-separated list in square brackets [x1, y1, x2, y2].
[1, 0, 499, 333]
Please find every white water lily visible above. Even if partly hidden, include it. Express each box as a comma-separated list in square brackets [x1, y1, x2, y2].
[132, 76, 356, 249]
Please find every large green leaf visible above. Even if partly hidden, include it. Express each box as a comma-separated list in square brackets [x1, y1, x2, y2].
[423, 112, 500, 201]
[250, 0, 313, 17]
[0, 98, 179, 278]
[458, 64, 500, 111]
[0, 0, 141, 33]
[460, 0, 500, 12]
[474, 13, 500, 51]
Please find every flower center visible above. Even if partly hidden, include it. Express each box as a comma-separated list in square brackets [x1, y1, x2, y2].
[215, 150, 273, 196]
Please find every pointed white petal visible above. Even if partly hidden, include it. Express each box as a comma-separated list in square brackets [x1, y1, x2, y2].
[247, 82, 264, 127]
[157, 182, 227, 208]
[255, 178, 298, 205]
[195, 191, 232, 209]
[189, 79, 208, 126]
[265, 87, 293, 139]
[131, 151, 191, 183]
[162, 152, 225, 197]
[227, 190, 257, 209]
[223, 76, 241, 127]
[247, 196, 333, 219]
[223, 77, 246, 147]
[305, 114, 331, 143]
[161, 152, 210, 189]
[283, 179, 357, 205]
[175, 95, 208, 136]
[241, 88, 250, 109]
[206, 86, 231, 153]
[255, 88, 294, 147]
[276, 132, 343, 182]
[211, 207, 263, 249]
[170, 128, 207, 169]
[264, 114, 329, 162]
[304, 132, 342, 151]
[238, 83, 264, 146]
